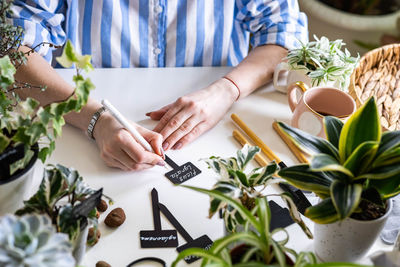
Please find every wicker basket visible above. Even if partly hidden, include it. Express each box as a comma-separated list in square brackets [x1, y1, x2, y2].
[349, 43, 400, 131]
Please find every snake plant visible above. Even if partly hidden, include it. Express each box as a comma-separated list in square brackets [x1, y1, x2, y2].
[277, 97, 400, 224]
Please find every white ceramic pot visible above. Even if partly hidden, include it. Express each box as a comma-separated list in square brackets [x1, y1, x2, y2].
[72, 225, 88, 264]
[299, 0, 400, 55]
[0, 151, 38, 215]
[314, 199, 393, 262]
[273, 62, 341, 94]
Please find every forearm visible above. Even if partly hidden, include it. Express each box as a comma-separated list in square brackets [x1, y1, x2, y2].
[14, 46, 102, 133]
[225, 45, 287, 98]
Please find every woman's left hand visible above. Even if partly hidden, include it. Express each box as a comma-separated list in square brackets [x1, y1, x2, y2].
[146, 78, 239, 150]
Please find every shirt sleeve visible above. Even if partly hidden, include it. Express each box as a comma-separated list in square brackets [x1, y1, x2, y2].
[236, 0, 308, 50]
[9, 0, 67, 62]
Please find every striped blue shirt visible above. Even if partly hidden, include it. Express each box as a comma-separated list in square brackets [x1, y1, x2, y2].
[10, 0, 308, 68]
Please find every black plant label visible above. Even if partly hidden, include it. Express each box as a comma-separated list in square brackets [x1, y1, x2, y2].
[72, 189, 103, 219]
[165, 162, 201, 184]
[269, 200, 294, 231]
[139, 229, 179, 248]
[177, 235, 213, 264]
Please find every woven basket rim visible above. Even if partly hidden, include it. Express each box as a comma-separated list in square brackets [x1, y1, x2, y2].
[349, 43, 400, 131]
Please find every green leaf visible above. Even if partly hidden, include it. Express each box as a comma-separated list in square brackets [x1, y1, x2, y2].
[278, 164, 332, 194]
[368, 174, 400, 199]
[339, 97, 381, 162]
[310, 154, 354, 177]
[237, 145, 260, 171]
[280, 192, 313, 239]
[330, 181, 362, 220]
[0, 132, 10, 152]
[343, 141, 379, 176]
[305, 198, 340, 224]
[171, 248, 228, 267]
[248, 162, 278, 186]
[360, 163, 400, 180]
[56, 40, 77, 68]
[182, 186, 260, 233]
[0, 56, 16, 89]
[276, 122, 339, 159]
[376, 130, 400, 156]
[372, 146, 400, 168]
[234, 170, 249, 187]
[10, 149, 34, 175]
[323, 116, 343, 149]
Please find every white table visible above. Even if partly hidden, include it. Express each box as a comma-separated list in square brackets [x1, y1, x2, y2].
[41, 67, 391, 266]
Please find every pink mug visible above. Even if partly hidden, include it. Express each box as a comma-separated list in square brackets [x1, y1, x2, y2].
[288, 82, 356, 138]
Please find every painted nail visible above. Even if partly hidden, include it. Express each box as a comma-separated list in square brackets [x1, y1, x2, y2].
[157, 161, 165, 166]
[173, 142, 182, 150]
[162, 142, 169, 150]
[145, 112, 151, 116]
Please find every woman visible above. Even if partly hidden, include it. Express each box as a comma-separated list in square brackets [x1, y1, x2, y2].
[10, 0, 308, 171]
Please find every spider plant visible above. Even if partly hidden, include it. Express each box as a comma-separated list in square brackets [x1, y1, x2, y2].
[286, 35, 359, 91]
[172, 188, 316, 267]
[277, 97, 400, 223]
[172, 188, 372, 267]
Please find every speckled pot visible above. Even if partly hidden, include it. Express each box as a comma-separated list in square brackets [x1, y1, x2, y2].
[314, 200, 392, 262]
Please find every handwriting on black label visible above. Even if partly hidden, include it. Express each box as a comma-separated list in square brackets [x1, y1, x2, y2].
[140, 230, 178, 248]
[177, 235, 213, 264]
[165, 162, 201, 184]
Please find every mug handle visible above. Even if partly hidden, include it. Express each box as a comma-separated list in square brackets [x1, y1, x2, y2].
[273, 62, 291, 93]
[287, 81, 308, 112]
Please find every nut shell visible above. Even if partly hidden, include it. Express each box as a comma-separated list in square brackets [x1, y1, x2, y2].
[97, 199, 108, 212]
[96, 261, 111, 267]
[104, 208, 126, 227]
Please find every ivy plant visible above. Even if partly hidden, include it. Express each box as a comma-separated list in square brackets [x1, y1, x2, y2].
[0, 39, 94, 176]
[286, 35, 359, 91]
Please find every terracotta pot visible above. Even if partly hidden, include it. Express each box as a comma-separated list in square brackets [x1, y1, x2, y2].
[0, 145, 38, 215]
[314, 199, 393, 262]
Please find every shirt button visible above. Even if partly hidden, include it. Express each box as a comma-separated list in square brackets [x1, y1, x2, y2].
[155, 5, 163, 14]
[154, 48, 161, 55]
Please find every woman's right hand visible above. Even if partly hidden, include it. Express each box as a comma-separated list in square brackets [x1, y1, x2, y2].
[93, 113, 165, 171]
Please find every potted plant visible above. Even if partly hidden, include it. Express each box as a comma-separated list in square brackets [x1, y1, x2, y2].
[172, 190, 317, 266]
[276, 97, 400, 262]
[275, 35, 359, 93]
[203, 145, 311, 236]
[0, 214, 75, 266]
[0, 1, 94, 214]
[172, 188, 371, 267]
[299, 0, 400, 54]
[15, 164, 112, 264]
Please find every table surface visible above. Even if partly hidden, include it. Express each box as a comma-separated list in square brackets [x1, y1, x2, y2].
[38, 67, 391, 266]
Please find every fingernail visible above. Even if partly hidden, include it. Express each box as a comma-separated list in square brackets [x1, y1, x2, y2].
[173, 142, 182, 150]
[162, 142, 169, 150]
[157, 161, 165, 166]
[146, 112, 151, 116]
[160, 148, 165, 159]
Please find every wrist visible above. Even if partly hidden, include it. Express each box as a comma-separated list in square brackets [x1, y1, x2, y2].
[92, 111, 113, 141]
[215, 77, 240, 103]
